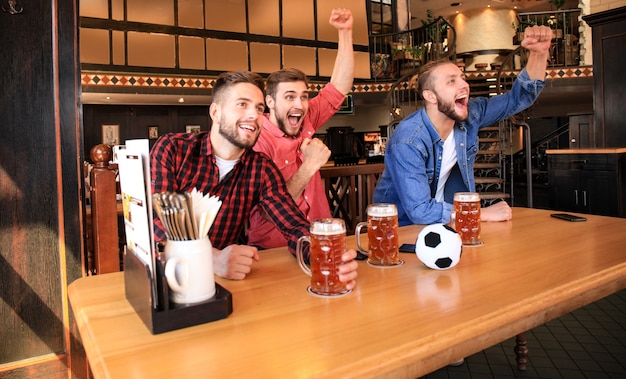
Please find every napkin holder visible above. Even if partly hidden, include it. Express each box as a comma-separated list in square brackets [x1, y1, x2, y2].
[123, 248, 233, 334]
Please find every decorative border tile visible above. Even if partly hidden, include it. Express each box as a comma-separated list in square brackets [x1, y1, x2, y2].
[81, 73, 216, 89]
[81, 66, 593, 95]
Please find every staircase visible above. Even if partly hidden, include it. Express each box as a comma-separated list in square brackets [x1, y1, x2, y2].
[467, 72, 514, 205]
[475, 125, 510, 205]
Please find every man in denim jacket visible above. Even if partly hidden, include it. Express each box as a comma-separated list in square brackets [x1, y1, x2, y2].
[373, 25, 553, 226]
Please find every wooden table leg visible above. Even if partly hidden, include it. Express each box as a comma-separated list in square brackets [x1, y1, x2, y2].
[514, 332, 528, 370]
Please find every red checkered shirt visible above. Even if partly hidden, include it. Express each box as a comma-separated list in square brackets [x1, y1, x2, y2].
[150, 132, 310, 256]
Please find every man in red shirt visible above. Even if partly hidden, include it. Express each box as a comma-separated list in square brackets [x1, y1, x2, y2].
[248, 8, 355, 248]
[151, 71, 358, 287]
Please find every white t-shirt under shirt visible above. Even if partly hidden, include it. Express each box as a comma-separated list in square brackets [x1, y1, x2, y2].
[215, 156, 239, 182]
[435, 129, 457, 202]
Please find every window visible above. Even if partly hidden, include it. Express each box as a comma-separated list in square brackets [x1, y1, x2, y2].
[370, 0, 394, 35]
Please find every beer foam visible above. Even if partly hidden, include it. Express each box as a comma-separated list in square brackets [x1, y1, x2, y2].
[368, 208, 397, 217]
[310, 219, 345, 235]
[453, 192, 480, 202]
[368, 204, 398, 217]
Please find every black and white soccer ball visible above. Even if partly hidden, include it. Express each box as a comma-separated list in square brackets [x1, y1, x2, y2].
[415, 224, 462, 270]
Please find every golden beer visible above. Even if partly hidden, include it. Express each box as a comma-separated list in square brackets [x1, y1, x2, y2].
[296, 218, 350, 296]
[452, 192, 481, 245]
[356, 203, 401, 266]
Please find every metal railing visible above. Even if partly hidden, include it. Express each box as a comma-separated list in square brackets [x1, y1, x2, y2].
[514, 8, 582, 68]
[369, 16, 456, 82]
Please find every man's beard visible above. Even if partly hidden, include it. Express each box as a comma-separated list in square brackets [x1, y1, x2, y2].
[276, 117, 292, 136]
[218, 116, 258, 149]
[274, 106, 301, 137]
[435, 92, 467, 122]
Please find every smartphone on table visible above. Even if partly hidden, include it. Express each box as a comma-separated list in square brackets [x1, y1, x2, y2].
[550, 213, 587, 222]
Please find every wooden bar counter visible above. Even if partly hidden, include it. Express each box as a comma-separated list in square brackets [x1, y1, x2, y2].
[69, 208, 626, 378]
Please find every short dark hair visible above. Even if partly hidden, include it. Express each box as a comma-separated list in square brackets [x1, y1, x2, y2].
[265, 68, 308, 99]
[416, 59, 455, 99]
[212, 71, 265, 104]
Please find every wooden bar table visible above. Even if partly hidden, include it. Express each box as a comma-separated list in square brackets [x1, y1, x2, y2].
[69, 208, 626, 379]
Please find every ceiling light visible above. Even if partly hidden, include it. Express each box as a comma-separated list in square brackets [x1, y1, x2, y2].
[178, 97, 185, 103]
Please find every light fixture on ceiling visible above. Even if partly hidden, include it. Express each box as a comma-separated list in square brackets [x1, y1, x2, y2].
[178, 97, 185, 103]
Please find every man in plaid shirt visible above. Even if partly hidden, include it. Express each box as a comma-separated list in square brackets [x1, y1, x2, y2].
[150, 71, 358, 287]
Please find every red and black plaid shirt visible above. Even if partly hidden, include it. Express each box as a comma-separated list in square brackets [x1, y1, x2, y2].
[150, 132, 310, 255]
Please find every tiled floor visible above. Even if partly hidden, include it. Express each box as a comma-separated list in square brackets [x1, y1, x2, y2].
[421, 289, 626, 379]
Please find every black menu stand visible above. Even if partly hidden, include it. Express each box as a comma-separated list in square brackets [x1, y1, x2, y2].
[123, 249, 233, 334]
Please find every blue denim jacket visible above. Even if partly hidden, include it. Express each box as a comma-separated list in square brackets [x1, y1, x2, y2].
[373, 69, 545, 226]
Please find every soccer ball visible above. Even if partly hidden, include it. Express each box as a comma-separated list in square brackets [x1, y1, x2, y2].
[415, 224, 463, 270]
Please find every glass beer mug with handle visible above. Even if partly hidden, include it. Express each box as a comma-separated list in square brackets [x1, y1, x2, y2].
[355, 203, 403, 267]
[296, 218, 351, 297]
[450, 192, 483, 246]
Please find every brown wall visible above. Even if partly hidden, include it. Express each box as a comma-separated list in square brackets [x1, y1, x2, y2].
[83, 105, 210, 154]
[0, 0, 83, 378]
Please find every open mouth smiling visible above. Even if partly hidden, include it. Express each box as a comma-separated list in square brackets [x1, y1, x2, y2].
[239, 122, 257, 134]
[455, 94, 468, 108]
[288, 111, 303, 127]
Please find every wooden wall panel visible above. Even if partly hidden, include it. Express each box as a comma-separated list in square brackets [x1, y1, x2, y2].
[0, 0, 82, 378]
[283, 0, 314, 39]
[127, 32, 176, 68]
[79, 0, 370, 78]
[127, 0, 174, 25]
[205, 0, 246, 32]
[283, 45, 317, 75]
[79, 28, 110, 64]
[179, 36, 206, 70]
[178, 0, 204, 28]
[248, 0, 279, 36]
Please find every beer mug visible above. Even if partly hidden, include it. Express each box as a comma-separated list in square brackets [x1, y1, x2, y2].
[164, 236, 216, 304]
[355, 203, 403, 267]
[451, 192, 483, 246]
[296, 218, 351, 297]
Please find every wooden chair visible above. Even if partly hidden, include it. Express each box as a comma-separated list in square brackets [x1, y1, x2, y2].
[320, 163, 385, 233]
[86, 144, 121, 274]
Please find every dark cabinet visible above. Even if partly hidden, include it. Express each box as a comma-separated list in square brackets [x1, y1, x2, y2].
[326, 126, 356, 160]
[548, 150, 626, 217]
[568, 113, 595, 148]
[583, 7, 626, 148]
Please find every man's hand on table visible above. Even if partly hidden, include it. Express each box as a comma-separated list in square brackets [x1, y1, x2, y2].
[480, 201, 513, 222]
[213, 245, 260, 280]
[212, 244, 358, 290]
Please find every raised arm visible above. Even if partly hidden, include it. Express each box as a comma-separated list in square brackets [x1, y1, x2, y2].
[521, 25, 553, 81]
[328, 8, 354, 95]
